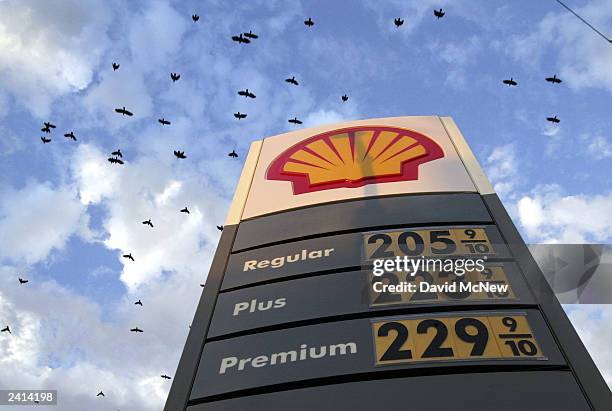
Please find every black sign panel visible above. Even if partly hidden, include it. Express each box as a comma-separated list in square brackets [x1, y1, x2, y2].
[190, 309, 563, 400]
[223, 225, 511, 290]
[209, 263, 534, 338]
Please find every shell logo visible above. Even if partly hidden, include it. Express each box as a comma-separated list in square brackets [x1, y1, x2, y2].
[266, 125, 445, 194]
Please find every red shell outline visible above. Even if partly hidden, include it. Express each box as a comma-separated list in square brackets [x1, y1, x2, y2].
[266, 125, 445, 194]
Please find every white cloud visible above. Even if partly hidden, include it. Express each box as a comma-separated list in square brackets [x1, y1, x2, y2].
[484, 144, 518, 197]
[586, 135, 612, 159]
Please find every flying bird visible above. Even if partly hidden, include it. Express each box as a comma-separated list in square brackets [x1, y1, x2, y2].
[192, 14, 199, 22]
[170, 73, 181, 82]
[288, 117, 303, 125]
[142, 219, 154, 228]
[134, 299, 143, 306]
[545, 74, 562, 84]
[243, 30, 258, 39]
[123, 253, 134, 261]
[304, 17, 314, 27]
[231, 34, 251, 44]
[180, 207, 190, 214]
[228, 149, 238, 158]
[341, 94, 348, 102]
[44, 121, 56, 129]
[111, 149, 123, 158]
[112, 62, 120, 71]
[546, 116, 560, 123]
[115, 107, 133, 116]
[108, 157, 124, 165]
[19, 278, 28, 284]
[130, 327, 143, 333]
[1, 326, 10, 334]
[96, 391, 104, 397]
[158, 118, 171, 125]
[217, 225, 224, 231]
[41, 122, 56, 133]
[41, 136, 51, 144]
[174, 150, 186, 159]
[394, 18, 404, 27]
[434, 9, 445, 19]
[161, 374, 172, 380]
[285, 76, 299, 85]
[234, 112, 247, 119]
[502, 78, 518, 86]
[64, 131, 76, 141]
[238, 89, 256, 98]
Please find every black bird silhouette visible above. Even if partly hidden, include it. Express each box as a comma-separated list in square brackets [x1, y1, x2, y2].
[108, 157, 124, 165]
[134, 299, 143, 306]
[123, 253, 134, 261]
[231, 34, 251, 44]
[341, 94, 348, 102]
[546, 116, 560, 123]
[238, 89, 256, 98]
[200, 283, 205, 287]
[304, 17, 314, 27]
[243, 30, 258, 39]
[142, 219, 154, 228]
[228, 149, 238, 158]
[434, 9, 445, 19]
[96, 391, 104, 397]
[285, 76, 299, 86]
[41, 136, 51, 144]
[288, 117, 303, 125]
[44, 121, 56, 129]
[180, 207, 190, 214]
[111, 149, 123, 158]
[174, 150, 186, 159]
[64, 131, 76, 141]
[19, 278, 28, 284]
[1, 326, 10, 334]
[545, 74, 562, 84]
[161, 375, 172, 380]
[502, 78, 518, 86]
[158, 118, 171, 125]
[394, 18, 404, 27]
[41, 122, 55, 133]
[130, 327, 143, 333]
[170, 73, 181, 82]
[217, 225, 224, 231]
[192, 14, 199, 22]
[112, 62, 120, 71]
[115, 107, 133, 116]
[234, 112, 247, 119]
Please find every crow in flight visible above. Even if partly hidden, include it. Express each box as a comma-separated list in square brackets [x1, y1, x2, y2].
[192, 14, 199, 22]
[174, 150, 186, 159]
[123, 253, 135, 261]
[546, 116, 560, 123]
[96, 391, 104, 397]
[134, 299, 143, 306]
[41, 122, 56, 133]
[142, 219, 154, 228]
[112, 62, 120, 71]
[161, 375, 172, 380]
[234, 112, 247, 119]
[19, 278, 28, 284]
[170, 73, 181, 82]
[64, 131, 76, 141]
[158, 118, 171, 125]
[545, 74, 562, 84]
[130, 327, 143, 333]
[180, 207, 190, 214]
[1, 326, 10, 334]
[231, 34, 250, 44]
[341, 94, 348, 102]
[434, 9, 445, 19]
[238, 89, 256, 98]
[108, 157, 124, 165]
[112, 149, 123, 158]
[217, 225, 224, 231]
[115, 107, 133, 116]
[502, 78, 518, 86]
[304, 17, 314, 27]
[394, 18, 404, 27]
[288, 117, 303, 125]
[243, 30, 258, 39]
[285, 76, 299, 86]
[41, 136, 51, 144]
[228, 149, 238, 158]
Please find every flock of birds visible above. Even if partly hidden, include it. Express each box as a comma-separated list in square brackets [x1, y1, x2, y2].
[502, 73, 565, 123]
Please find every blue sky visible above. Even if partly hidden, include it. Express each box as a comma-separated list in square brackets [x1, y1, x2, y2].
[0, 0, 611, 409]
